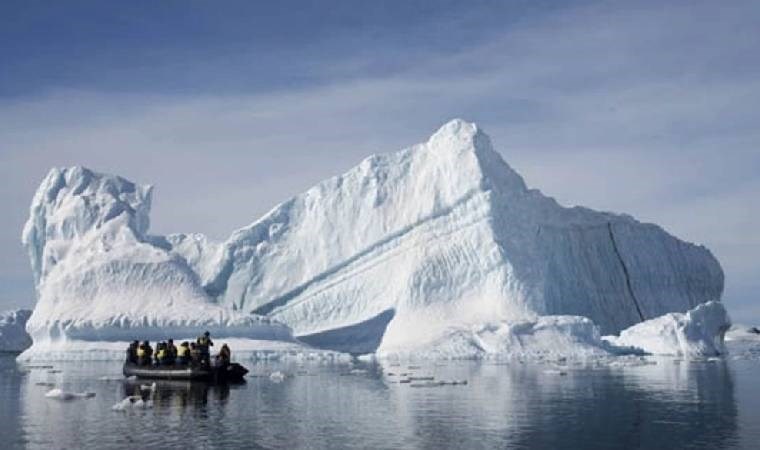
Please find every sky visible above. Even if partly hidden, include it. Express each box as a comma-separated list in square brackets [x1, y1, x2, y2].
[1, 1, 758, 322]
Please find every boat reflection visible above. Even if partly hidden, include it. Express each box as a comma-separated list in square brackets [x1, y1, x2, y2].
[122, 379, 235, 409]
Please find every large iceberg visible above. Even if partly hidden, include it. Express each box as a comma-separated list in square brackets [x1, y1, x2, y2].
[0, 309, 32, 352]
[20, 119, 724, 358]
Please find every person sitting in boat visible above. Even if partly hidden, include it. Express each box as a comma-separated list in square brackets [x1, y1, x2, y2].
[176, 341, 190, 365]
[189, 342, 201, 366]
[215, 343, 231, 367]
[197, 331, 214, 366]
[155, 342, 169, 366]
[137, 341, 153, 366]
[153, 342, 161, 365]
[126, 340, 139, 364]
[166, 339, 177, 364]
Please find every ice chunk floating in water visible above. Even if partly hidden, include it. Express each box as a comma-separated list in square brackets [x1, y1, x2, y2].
[19, 119, 724, 359]
[45, 388, 96, 400]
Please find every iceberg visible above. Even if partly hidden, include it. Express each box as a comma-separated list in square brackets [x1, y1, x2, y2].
[20, 119, 724, 358]
[0, 309, 32, 352]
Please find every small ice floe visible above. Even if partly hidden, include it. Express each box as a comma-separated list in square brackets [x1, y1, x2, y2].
[45, 388, 96, 400]
[112, 396, 153, 411]
[269, 371, 286, 383]
[543, 369, 568, 376]
[706, 357, 722, 363]
[125, 375, 137, 381]
[407, 365, 421, 370]
[349, 368, 368, 375]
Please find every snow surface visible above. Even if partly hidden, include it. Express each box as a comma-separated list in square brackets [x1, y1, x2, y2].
[20, 119, 725, 359]
[0, 309, 32, 352]
[376, 315, 615, 360]
[603, 301, 730, 357]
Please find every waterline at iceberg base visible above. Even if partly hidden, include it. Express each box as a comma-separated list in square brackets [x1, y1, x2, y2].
[18, 119, 726, 361]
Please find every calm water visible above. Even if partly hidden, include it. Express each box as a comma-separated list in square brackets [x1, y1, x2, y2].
[2, 352, 760, 449]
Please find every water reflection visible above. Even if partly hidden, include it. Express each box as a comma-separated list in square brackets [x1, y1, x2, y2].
[0, 354, 26, 449]
[1, 355, 744, 449]
[498, 361, 739, 449]
[122, 380, 232, 410]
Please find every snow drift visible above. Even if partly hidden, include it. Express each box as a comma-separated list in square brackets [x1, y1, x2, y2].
[0, 309, 32, 352]
[20, 119, 724, 358]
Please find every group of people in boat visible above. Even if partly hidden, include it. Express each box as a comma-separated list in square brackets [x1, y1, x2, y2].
[125, 331, 231, 368]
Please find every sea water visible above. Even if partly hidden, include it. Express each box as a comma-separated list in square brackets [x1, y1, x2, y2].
[1, 352, 759, 449]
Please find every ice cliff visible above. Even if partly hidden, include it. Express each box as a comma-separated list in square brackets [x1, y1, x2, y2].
[0, 309, 32, 352]
[20, 119, 725, 358]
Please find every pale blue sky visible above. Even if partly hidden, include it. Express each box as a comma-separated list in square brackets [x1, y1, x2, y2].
[1, 1, 758, 322]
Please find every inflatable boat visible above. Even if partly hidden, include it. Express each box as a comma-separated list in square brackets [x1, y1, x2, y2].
[123, 362, 248, 382]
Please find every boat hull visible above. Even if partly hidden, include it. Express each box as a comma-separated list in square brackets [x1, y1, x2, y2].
[123, 362, 248, 382]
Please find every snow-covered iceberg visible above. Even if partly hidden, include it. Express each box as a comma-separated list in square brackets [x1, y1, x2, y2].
[0, 309, 32, 352]
[20, 119, 724, 358]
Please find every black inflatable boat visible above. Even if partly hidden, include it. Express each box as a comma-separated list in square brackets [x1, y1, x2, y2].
[123, 362, 248, 382]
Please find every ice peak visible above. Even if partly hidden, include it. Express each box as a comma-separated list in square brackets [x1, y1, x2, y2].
[22, 165, 154, 287]
[432, 118, 479, 139]
[425, 119, 526, 194]
[427, 119, 493, 155]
